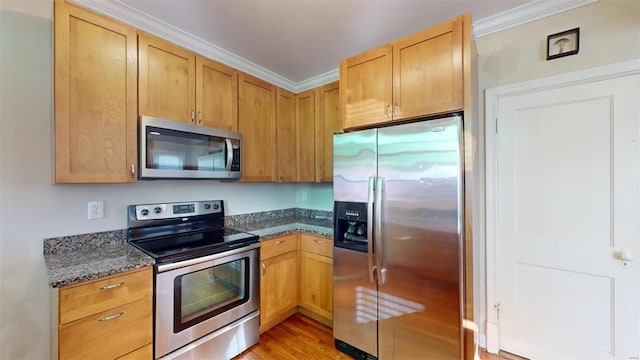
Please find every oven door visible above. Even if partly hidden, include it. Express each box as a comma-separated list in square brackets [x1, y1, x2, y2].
[154, 243, 259, 358]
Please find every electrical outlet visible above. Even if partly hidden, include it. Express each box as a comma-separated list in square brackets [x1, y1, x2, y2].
[88, 201, 104, 219]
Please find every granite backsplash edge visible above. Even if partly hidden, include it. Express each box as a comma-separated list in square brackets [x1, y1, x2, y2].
[43, 208, 333, 255]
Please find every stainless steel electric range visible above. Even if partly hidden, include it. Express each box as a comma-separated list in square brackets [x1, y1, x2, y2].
[127, 200, 260, 360]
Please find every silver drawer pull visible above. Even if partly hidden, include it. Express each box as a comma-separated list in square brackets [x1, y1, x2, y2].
[99, 282, 124, 291]
[313, 239, 323, 244]
[98, 312, 123, 322]
[275, 240, 285, 244]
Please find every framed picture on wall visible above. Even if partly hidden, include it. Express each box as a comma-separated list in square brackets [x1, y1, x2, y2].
[546, 27, 580, 60]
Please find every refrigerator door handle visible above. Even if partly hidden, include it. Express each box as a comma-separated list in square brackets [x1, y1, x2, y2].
[367, 176, 376, 283]
[375, 176, 386, 286]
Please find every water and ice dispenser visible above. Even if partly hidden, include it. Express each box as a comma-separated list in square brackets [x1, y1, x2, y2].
[334, 201, 368, 252]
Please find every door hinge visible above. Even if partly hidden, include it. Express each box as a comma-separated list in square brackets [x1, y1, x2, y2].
[494, 302, 501, 319]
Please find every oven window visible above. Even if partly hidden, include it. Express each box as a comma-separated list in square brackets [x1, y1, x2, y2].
[174, 257, 249, 332]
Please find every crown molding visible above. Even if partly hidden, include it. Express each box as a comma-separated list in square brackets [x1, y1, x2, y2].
[293, 69, 340, 93]
[71, 0, 598, 91]
[473, 0, 599, 38]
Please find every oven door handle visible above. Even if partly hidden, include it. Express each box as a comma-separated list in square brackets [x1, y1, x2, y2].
[156, 242, 260, 273]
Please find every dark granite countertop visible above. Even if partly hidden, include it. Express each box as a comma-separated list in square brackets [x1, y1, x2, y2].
[44, 208, 333, 288]
[44, 243, 154, 288]
[231, 217, 333, 239]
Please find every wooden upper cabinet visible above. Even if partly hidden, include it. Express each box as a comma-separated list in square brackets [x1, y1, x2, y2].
[318, 81, 340, 182]
[139, 33, 238, 129]
[138, 32, 196, 124]
[340, 14, 466, 130]
[238, 72, 277, 182]
[196, 57, 238, 131]
[54, 0, 137, 183]
[393, 15, 463, 119]
[276, 88, 297, 182]
[296, 89, 317, 182]
[340, 45, 392, 130]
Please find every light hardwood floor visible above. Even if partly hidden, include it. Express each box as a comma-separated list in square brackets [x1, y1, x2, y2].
[235, 313, 506, 360]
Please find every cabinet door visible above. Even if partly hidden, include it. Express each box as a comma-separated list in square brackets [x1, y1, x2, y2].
[138, 32, 196, 123]
[59, 296, 152, 360]
[260, 251, 298, 329]
[340, 45, 392, 130]
[393, 16, 463, 119]
[54, 1, 137, 183]
[238, 72, 277, 182]
[276, 88, 297, 182]
[296, 89, 317, 182]
[318, 81, 340, 182]
[300, 251, 333, 321]
[196, 56, 238, 131]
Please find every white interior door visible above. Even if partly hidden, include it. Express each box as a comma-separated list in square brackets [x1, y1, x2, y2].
[495, 74, 639, 358]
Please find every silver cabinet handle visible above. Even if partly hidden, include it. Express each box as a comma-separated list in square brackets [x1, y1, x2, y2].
[191, 110, 195, 123]
[385, 105, 391, 119]
[313, 239, 323, 244]
[98, 312, 123, 322]
[262, 263, 266, 275]
[275, 240, 285, 244]
[100, 282, 124, 291]
[367, 176, 375, 283]
[198, 111, 203, 124]
[130, 164, 135, 179]
[393, 104, 398, 117]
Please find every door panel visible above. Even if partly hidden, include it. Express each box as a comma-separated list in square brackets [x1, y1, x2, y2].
[333, 247, 378, 357]
[497, 75, 639, 358]
[377, 118, 463, 359]
[333, 129, 377, 202]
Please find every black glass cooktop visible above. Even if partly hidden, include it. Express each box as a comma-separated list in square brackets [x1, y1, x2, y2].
[130, 227, 259, 264]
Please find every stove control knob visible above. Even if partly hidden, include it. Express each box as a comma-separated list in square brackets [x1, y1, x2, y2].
[154, 206, 162, 214]
[204, 203, 211, 210]
[140, 209, 149, 216]
[213, 203, 220, 210]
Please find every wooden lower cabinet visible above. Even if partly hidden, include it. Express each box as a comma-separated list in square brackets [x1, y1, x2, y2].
[259, 234, 299, 332]
[117, 344, 153, 360]
[54, 267, 153, 359]
[299, 234, 333, 326]
[259, 232, 334, 331]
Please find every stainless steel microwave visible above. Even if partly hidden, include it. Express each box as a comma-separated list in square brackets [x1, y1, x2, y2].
[139, 116, 242, 180]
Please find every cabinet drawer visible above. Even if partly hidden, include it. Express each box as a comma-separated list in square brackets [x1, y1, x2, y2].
[260, 233, 298, 260]
[59, 267, 152, 324]
[59, 296, 152, 360]
[117, 343, 153, 360]
[300, 234, 333, 258]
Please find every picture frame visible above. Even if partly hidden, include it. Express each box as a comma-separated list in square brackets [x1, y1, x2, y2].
[546, 27, 580, 60]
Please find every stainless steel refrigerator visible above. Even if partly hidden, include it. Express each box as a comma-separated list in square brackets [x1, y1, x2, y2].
[333, 115, 464, 359]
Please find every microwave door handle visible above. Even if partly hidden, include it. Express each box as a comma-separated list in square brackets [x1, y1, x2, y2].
[225, 139, 233, 170]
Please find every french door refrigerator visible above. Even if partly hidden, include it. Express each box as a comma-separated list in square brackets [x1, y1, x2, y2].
[333, 115, 464, 359]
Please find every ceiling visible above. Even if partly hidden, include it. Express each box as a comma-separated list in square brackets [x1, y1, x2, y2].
[72, 0, 595, 91]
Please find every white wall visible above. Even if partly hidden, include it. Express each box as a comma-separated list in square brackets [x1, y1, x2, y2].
[474, 0, 640, 345]
[0, 2, 331, 358]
